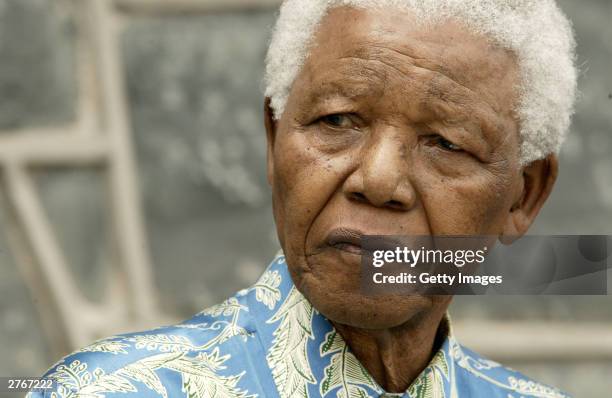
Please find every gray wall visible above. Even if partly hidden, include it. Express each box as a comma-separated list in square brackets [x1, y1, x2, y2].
[0, 0, 610, 396]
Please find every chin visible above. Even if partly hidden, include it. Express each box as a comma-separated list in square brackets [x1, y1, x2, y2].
[287, 248, 433, 329]
[299, 274, 434, 330]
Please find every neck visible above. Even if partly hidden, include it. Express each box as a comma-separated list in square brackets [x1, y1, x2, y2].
[331, 310, 448, 393]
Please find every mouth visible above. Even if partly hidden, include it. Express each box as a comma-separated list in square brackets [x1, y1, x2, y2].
[325, 228, 365, 255]
[325, 228, 408, 257]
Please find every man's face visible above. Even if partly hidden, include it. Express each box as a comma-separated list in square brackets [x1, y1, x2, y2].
[266, 6, 527, 329]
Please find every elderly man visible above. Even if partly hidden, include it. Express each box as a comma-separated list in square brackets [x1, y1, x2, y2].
[31, 0, 577, 397]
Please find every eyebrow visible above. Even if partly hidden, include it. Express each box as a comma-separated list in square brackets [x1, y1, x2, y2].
[419, 72, 510, 141]
[303, 78, 375, 105]
[423, 94, 498, 147]
[423, 94, 474, 124]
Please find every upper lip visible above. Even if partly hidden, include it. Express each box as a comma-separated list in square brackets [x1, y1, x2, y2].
[326, 228, 363, 247]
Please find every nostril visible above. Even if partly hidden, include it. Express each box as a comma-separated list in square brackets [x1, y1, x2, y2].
[349, 192, 368, 203]
[385, 200, 406, 211]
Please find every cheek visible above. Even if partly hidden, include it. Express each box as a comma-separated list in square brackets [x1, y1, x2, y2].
[416, 166, 516, 234]
[271, 131, 350, 256]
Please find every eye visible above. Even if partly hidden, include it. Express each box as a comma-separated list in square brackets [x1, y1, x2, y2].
[430, 135, 463, 152]
[318, 113, 356, 129]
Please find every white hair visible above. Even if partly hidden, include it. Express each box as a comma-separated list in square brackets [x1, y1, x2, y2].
[264, 0, 578, 164]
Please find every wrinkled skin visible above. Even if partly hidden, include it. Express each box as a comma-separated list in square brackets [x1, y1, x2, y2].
[264, 6, 558, 392]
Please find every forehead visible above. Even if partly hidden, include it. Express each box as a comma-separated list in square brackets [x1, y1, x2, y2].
[300, 6, 520, 118]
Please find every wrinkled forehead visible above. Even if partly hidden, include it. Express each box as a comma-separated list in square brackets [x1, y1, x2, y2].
[299, 6, 521, 116]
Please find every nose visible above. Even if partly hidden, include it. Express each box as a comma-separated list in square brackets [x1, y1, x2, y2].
[343, 131, 417, 211]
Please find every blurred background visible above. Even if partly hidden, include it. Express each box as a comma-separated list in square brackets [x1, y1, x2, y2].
[0, 0, 610, 396]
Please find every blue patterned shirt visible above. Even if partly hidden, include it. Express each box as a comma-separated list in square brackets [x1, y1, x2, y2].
[30, 252, 569, 398]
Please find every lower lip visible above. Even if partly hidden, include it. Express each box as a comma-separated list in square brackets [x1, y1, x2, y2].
[330, 243, 362, 255]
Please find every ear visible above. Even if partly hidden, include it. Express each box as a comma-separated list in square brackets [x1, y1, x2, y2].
[264, 97, 278, 187]
[500, 154, 558, 244]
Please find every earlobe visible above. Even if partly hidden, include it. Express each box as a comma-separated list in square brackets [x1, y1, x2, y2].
[500, 154, 559, 244]
[264, 97, 277, 187]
